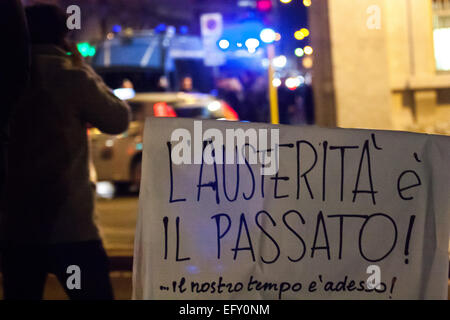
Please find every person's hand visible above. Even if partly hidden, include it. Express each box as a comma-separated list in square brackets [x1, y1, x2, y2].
[63, 41, 105, 83]
[64, 40, 84, 67]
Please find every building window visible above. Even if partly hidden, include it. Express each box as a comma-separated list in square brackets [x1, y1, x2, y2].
[432, 0, 450, 71]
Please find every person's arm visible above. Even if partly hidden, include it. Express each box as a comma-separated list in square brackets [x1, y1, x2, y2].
[70, 63, 131, 134]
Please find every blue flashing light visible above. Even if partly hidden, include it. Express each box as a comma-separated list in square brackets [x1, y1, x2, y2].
[155, 23, 167, 33]
[179, 25, 188, 34]
[112, 25, 122, 33]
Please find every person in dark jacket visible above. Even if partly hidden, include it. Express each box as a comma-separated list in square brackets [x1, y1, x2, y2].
[0, 0, 30, 204]
[0, 4, 131, 300]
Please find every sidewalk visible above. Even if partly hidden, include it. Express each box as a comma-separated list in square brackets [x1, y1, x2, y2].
[108, 250, 134, 271]
[0, 271, 132, 300]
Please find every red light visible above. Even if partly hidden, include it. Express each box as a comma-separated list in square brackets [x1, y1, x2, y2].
[257, 0, 272, 11]
[153, 102, 177, 117]
[127, 146, 135, 155]
[221, 101, 239, 121]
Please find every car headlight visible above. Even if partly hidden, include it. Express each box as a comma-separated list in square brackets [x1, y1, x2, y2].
[207, 100, 221, 112]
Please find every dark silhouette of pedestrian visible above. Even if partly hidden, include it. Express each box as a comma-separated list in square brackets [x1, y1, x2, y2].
[0, 4, 130, 300]
[0, 0, 30, 212]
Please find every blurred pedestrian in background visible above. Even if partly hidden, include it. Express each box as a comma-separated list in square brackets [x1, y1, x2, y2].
[278, 82, 314, 125]
[180, 75, 194, 92]
[216, 77, 244, 119]
[245, 74, 269, 123]
[0, 4, 130, 300]
[156, 75, 169, 92]
[230, 71, 268, 123]
[121, 78, 134, 89]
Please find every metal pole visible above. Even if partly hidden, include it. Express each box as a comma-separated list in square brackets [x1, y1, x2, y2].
[267, 44, 279, 124]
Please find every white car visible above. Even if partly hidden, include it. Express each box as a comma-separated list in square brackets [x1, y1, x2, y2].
[90, 91, 238, 195]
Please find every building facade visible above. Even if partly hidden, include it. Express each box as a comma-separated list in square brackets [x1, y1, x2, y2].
[310, 0, 450, 134]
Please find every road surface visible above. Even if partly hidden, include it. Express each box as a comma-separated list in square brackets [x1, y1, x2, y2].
[96, 196, 138, 257]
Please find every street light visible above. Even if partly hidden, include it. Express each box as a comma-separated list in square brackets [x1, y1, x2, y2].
[218, 39, 230, 50]
[245, 38, 260, 53]
[294, 30, 305, 40]
[295, 48, 304, 57]
[304, 46, 313, 55]
[300, 28, 310, 37]
[302, 56, 313, 68]
[260, 28, 276, 43]
[272, 78, 282, 87]
[273, 55, 287, 68]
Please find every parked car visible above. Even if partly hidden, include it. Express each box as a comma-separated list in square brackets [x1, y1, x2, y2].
[90, 91, 238, 194]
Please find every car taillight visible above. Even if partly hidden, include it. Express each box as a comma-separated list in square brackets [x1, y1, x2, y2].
[221, 101, 239, 121]
[153, 102, 177, 117]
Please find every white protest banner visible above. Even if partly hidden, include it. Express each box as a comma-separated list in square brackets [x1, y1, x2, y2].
[133, 117, 450, 300]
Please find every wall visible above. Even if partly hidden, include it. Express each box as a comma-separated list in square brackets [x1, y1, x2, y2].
[311, 0, 450, 134]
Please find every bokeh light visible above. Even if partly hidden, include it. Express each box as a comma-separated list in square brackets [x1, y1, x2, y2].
[294, 30, 305, 40]
[302, 56, 313, 68]
[295, 48, 304, 57]
[304, 46, 313, 55]
[260, 28, 276, 43]
[272, 78, 282, 87]
[300, 28, 310, 37]
[218, 39, 230, 49]
[245, 38, 260, 53]
[273, 55, 287, 68]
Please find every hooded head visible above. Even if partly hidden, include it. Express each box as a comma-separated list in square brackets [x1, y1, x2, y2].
[25, 4, 68, 47]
